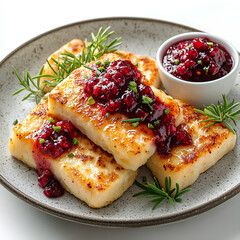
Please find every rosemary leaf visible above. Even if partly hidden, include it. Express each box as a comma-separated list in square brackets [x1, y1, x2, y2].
[222, 120, 235, 134]
[203, 121, 218, 128]
[133, 176, 191, 210]
[12, 66, 45, 103]
[12, 88, 25, 96]
[175, 187, 191, 199]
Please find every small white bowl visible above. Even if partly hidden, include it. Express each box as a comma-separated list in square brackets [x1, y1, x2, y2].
[156, 32, 239, 107]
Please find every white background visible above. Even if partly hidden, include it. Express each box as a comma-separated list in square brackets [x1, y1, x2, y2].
[1, 0, 240, 239]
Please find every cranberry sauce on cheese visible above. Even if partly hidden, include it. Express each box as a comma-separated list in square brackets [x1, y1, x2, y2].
[32, 119, 79, 198]
[83, 59, 192, 154]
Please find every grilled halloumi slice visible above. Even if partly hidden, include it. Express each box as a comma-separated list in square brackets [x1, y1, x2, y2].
[40, 38, 160, 93]
[147, 100, 236, 190]
[9, 98, 138, 208]
[48, 53, 182, 171]
[40, 39, 87, 93]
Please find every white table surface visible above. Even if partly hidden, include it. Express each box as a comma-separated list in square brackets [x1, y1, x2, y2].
[1, 1, 240, 239]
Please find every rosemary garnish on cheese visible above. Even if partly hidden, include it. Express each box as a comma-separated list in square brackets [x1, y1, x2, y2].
[12, 26, 122, 104]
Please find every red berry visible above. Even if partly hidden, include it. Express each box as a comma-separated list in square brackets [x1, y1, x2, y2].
[178, 42, 186, 49]
[185, 59, 197, 69]
[192, 38, 203, 49]
[38, 169, 65, 198]
[210, 47, 226, 65]
[177, 64, 189, 76]
[188, 49, 198, 59]
[38, 169, 53, 188]
[209, 61, 221, 75]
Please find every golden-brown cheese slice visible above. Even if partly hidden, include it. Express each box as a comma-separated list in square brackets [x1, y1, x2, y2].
[147, 100, 236, 190]
[48, 53, 182, 171]
[40, 39, 87, 93]
[8, 98, 138, 208]
[40, 39, 160, 93]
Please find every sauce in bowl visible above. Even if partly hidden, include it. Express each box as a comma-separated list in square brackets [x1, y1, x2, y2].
[162, 37, 233, 82]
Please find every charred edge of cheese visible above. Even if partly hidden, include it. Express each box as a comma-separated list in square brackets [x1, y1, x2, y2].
[8, 98, 138, 208]
[146, 101, 236, 190]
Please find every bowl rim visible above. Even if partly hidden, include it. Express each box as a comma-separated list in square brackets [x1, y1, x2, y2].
[156, 31, 240, 86]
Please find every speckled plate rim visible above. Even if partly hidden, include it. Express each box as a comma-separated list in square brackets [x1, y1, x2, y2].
[0, 17, 240, 228]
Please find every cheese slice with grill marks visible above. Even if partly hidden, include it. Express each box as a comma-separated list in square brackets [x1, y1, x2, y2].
[40, 38, 161, 93]
[147, 100, 236, 190]
[48, 53, 183, 171]
[9, 97, 138, 208]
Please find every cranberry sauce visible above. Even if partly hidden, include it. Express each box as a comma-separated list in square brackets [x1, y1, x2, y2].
[163, 37, 233, 82]
[84, 60, 192, 154]
[33, 119, 76, 158]
[33, 118, 78, 198]
[37, 169, 64, 198]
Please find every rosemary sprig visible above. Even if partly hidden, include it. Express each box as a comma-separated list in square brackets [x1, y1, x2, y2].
[40, 26, 122, 88]
[12, 66, 45, 104]
[133, 176, 191, 210]
[12, 26, 122, 103]
[194, 94, 240, 134]
[40, 57, 78, 88]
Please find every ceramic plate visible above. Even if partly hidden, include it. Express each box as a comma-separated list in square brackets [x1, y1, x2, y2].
[0, 17, 240, 227]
